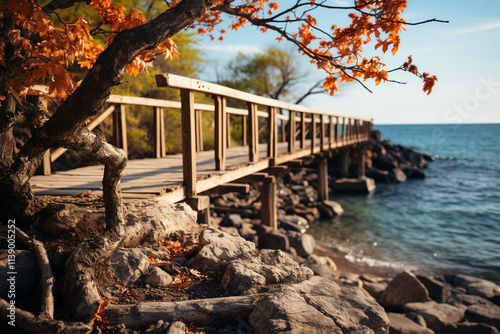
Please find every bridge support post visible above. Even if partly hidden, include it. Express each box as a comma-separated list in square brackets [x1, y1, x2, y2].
[318, 156, 329, 202]
[261, 175, 277, 230]
[357, 148, 366, 178]
[340, 150, 349, 177]
[184, 195, 210, 225]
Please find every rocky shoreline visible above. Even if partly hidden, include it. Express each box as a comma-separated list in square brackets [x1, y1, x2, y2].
[1, 132, 499, 334]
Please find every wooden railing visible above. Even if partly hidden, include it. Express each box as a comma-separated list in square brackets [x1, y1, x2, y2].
[155, 74, 373, 198]
[40, 75, 373, 198]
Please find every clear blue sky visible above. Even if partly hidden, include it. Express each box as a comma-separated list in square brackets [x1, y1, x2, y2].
[193, 0, 500, 125]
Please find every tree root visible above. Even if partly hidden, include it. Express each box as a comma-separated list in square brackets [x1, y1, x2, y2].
[0, 225, 92, 333]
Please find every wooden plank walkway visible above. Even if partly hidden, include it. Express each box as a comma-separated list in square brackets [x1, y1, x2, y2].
[32, 74, 372, 205]
[32, 138, 365, 202]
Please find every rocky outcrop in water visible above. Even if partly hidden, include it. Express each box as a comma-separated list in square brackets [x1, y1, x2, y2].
[368, 130, 434, 182]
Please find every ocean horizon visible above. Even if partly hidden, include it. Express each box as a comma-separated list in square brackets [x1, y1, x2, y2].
[308, 123, 500, 283]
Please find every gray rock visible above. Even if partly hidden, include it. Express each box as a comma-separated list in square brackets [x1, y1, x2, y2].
[302, 254, 338, 280]
[222, 249, 313, 294]
[403, 301, 465, 331]
[238, 222, 257, 241]
[366, 168, 407, 183]
[219, 226, 241, 236]
[143, 319, 169, 334]
[0, 250, 40, 298]
[112, 323, 131, 334]
[363, 280, 389, 300]
[144, 267, 173, 287]
[440, 322, 500, 334]
[166, 321, 186, 334]
[449, 274, 500, 302]
[287, 232, 316, 258]
[338, 272, 362, 288]
[258, 230, 289, 252]
[189, 226, 257, 273]
[249, 276, 390, 333]
[221, 214, 245, 228]
[417, 275, 451, 302]
[332, 177, 376, 194]
[372, 156, 399, 171]
[316, 200, 344, 218]
[278, 215, 309, 233]
[387, 312, 435, 334]
[448, 293, 497, 307]
[465, 303, 500, 329]
[378, 271, 430, 308]
[110, 248, 150, 286]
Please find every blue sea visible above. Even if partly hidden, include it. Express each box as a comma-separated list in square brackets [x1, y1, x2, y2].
[309, 124, 500, 283]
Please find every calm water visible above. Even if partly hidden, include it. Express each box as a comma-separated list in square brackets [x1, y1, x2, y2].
[309, 124, 500, 283]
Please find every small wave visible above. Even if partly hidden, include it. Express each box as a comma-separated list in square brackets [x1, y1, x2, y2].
[434, 155, 455, 160]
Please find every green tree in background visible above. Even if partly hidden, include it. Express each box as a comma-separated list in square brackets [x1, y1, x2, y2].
[221, 46, 325, 104]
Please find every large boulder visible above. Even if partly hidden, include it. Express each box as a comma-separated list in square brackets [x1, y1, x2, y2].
[249, 276, 390, 334]
[316, 200, 344, 218]
[189, 226, 257, 273]
[378, 271, 430, 308]
[387, 312, 435, 334]
[403, 301, 465, 331]
[222, 249, 313, 294]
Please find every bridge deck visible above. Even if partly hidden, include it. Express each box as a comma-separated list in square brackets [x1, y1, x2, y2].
[32, 138, 364, 203]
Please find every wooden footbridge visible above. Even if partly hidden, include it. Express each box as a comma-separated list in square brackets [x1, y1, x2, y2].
[31, 74, 372, 227]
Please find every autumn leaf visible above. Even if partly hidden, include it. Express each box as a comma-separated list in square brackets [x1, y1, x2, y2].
[173, 273, 191, 290]
[89, 298, 114, 329]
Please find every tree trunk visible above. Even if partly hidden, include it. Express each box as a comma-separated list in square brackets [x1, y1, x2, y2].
[0, 94, 16, 175]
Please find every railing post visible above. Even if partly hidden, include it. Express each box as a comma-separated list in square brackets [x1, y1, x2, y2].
[336, 116, 340, 143]
[329, 116, 334, 150]
[195, 109, 204, 152]
[181, 89, 197, 197]
[113, 103, 128, 157]
[320, 115, 325, 150]
[342, 117, 347, 143]
[154, 107, 165, 158]
[268, 107, 277, 165]
[288, 111, 296, 153]
[214, 95, 227, 171]
[311, 114, 317, 154]
[227, 113, 231, 148]
[242, 115, 248, 146]
[300, 112, 306, 149]
[247, 103, 259, 162]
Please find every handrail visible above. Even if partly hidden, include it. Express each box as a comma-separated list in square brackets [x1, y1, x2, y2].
[156, 73, 372, 122]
